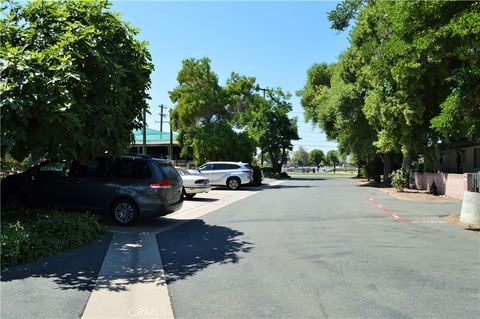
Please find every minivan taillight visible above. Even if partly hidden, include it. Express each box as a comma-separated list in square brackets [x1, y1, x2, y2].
[242, 170, 252, 176]
[149, 180, 173, 188]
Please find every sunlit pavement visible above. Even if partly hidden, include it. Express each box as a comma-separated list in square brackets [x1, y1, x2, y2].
[82, 178, 285, 319]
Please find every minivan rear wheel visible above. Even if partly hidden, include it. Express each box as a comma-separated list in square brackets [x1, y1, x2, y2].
[226, 177, 241, 190]
[110, 198, 139, 226]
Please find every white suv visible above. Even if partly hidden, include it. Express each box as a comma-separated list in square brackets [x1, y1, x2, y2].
[197, 162, 252, 190]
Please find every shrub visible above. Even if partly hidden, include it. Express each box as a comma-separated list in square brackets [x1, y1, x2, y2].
[1, 209, 109, 268]
[390, 169, 410, 192]
[261, 168, 291, 179]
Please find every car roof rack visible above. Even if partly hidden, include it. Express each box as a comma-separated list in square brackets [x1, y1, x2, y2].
[122, 154, 153, 160]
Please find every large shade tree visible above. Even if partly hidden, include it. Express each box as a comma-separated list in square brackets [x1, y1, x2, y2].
[242, 89, 300, 173]
[169, 58, 257, 165]
[298, 61, 378, 176]
[1, 0, 153, 161]
[329, 0, 480, 163]
[308, 149, 325, 167]
[301, 0, 479, 182]
[170, 58, 299, 169]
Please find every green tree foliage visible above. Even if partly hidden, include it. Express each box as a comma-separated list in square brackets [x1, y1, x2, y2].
[308, 149, 325, 167]
[0, 0, 153, 161]
[297, 63, 334, 126]
[192, 120, 255, 165]
[243, 89, 299, 173]
[431, 66, 480, 140]
[305, 0, 479, 182]
[297, 61, 377, 172]
[170, 58, 299, 169]
[326, 150, 339, 166]
[356, 0, 479, 167]
[292, 146, 309, 167]
[169, 58, 258, 164]
[0, 153, 30, 174]
[169, 58, 224, 160]
[327, 0, 364, 31]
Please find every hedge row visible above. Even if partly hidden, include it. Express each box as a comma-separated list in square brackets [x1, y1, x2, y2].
[1, 209, 109, 268]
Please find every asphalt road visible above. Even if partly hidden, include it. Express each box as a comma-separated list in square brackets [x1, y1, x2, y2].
[0, 235, 111, 319]
[157, 176, 480, 319]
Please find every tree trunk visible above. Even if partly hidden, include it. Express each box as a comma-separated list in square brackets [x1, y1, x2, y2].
[381, 152, 392, 185]
[401, 149, 413, 170]
[280, 147, 287, 171]
[269, 151, 281, 174]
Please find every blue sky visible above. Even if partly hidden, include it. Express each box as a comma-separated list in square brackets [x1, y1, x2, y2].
[111, 0, 350, 153]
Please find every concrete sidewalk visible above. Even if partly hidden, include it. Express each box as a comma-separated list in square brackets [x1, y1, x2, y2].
[82, 179, 284, 319]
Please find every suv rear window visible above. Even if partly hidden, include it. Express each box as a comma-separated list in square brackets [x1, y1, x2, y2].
[116, 160, 152, 179]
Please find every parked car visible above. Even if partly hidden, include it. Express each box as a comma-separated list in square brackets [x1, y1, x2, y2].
[175, 167, 211, 199]
[1, 155, 183, 226]
[197, 162, 253, 190]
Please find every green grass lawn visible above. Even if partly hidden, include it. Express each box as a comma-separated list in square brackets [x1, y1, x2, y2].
[288, 171, 357, 177]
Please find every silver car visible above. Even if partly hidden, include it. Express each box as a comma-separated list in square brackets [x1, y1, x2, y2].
[197, 162, 253, 190]
[175, 167, 211, 199]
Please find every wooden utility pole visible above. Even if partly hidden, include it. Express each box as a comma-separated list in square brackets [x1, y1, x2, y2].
[155, 104, 167, 133]
[169, 109, 173, 161]
[256, 85, 267, 167]
[160, 104, 165, 132]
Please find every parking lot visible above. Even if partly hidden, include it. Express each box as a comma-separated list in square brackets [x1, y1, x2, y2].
[3, 177, 478, 319]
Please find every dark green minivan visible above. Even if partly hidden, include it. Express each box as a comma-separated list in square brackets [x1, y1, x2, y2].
[1, 155, 183, 226]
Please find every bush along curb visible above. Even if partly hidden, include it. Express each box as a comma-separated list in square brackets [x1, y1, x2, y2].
[1, 209, 109, 269]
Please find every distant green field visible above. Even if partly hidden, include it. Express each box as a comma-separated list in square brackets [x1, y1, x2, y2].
[288, 171, 357, 177]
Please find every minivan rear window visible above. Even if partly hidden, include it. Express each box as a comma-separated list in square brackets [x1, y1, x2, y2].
[156, 163, 181, 182]
[116, 160, 152, 179]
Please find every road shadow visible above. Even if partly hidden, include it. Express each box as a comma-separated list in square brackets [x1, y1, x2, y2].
[211, 184, 265, 191]
[1, 235, 112, 291]
[289, 177, 326, 181]
[185, 197, 219, 202]
[356, 179, 388, 188]
[268, 184, 314, 189]
[157, 219, 253, 284]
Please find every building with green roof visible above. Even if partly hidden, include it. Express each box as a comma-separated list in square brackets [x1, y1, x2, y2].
[131, 128, 181, 159]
